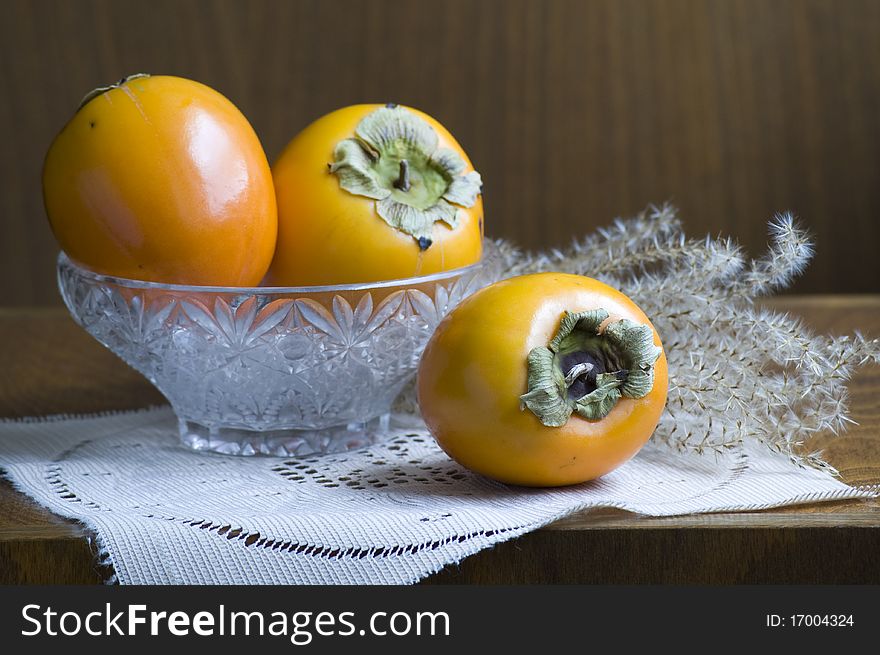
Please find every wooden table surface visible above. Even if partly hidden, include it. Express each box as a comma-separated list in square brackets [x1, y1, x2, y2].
[2, 297, 879, 584]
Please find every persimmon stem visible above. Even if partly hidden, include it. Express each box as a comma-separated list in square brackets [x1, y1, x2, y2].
[394, 159, 411, 192]
[563, 362, 594, 386]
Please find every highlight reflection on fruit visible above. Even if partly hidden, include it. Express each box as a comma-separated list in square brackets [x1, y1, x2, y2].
[42, 74, 277, 286]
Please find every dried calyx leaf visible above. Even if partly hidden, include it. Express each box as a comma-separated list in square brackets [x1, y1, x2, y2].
[78, 73, 151, 111]
[520, 309, 662, 426]
[328, 105, 482, 248]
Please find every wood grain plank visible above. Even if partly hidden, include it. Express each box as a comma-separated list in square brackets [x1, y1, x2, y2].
[425, 526, 880, 584]
[0, 537, 103, 585]
[0, 308, 166, 418]
[1, 0, 879, 306]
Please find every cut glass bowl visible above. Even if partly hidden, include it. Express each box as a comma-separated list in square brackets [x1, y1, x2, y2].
[57, 252, 492, 457]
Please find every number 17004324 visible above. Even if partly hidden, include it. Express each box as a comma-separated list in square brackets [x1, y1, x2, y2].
[766, 614, 854, 628]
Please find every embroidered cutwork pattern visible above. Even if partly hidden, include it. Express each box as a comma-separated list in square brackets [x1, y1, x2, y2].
[0, 407, 870, 585]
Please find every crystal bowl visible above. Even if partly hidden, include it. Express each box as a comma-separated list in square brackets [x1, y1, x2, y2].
[57, 253, 490, 457]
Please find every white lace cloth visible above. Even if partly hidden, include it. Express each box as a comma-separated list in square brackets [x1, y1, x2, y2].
[1, 407, 871, 585]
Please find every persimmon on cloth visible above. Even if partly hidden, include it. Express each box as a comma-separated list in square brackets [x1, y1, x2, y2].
[418, 273, 667, 486]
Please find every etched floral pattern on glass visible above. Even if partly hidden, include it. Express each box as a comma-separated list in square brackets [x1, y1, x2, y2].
[57, 253, 491, 456]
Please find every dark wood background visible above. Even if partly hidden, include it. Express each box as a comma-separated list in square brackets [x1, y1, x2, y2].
[1, 0, 878, 306]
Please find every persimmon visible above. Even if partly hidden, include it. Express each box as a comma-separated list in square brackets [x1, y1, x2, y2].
[267, 104, 483, 286]
[417, 273, 668, 487]
[43, 74, 277, 286]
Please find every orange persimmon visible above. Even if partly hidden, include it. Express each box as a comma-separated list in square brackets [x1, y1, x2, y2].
[42, 74, 277, 286]
[417, 273, 668, 487]
[267, 104, 483, 286]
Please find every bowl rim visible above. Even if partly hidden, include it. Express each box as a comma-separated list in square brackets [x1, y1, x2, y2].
[57, 251, 484, 294]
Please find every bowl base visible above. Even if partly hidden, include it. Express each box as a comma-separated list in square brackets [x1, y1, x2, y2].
[178, 414, 391, 457]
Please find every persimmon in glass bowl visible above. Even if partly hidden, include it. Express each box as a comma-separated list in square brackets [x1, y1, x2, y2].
[57, 252, 493, 457]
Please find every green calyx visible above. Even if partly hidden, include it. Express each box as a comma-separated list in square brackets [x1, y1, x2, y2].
[328, 105, 482, 248]
[520, 309, 663, 426]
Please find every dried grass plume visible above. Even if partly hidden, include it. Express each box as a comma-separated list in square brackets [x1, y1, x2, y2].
[421, 205, 880, 473]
